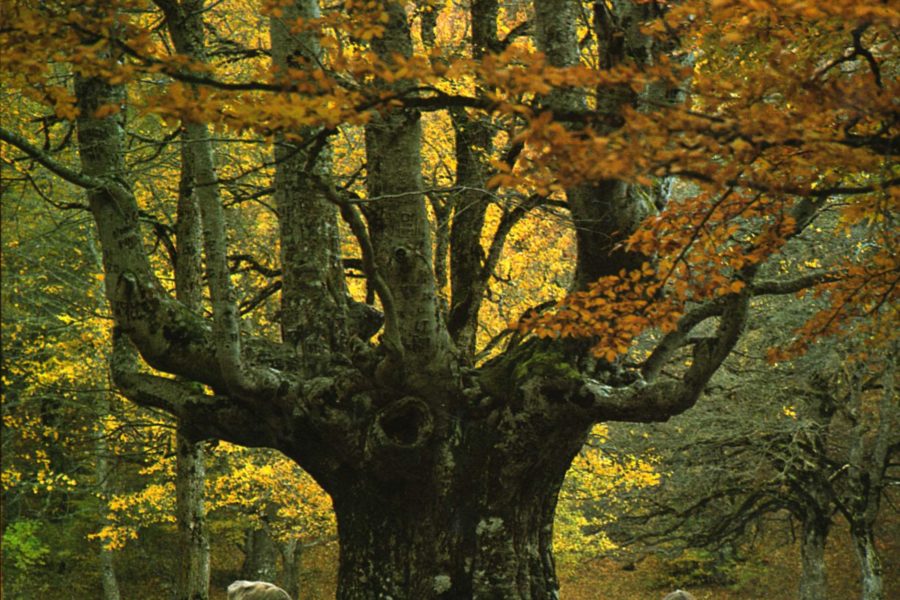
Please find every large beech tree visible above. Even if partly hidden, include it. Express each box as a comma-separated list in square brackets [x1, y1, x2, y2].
[1, 0, 896, 598]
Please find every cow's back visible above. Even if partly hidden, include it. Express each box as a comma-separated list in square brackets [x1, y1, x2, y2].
[663, 591, 696, 600]
[227, 580, 291, 600]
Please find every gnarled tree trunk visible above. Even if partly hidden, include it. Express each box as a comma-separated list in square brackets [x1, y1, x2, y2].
[325, 390, 590, 598]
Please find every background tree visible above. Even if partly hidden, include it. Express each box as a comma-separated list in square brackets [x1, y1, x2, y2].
[1, 1, 896, 598]
[599, 320, 898, 600]
[1, 177, 129, 598]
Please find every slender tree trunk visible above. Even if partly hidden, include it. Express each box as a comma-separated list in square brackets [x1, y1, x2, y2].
[174, 433, 210, 600]
[844, 350, 894, 600]
[172, 55, 211, 598]
[444, 1, 497, 360]
[270, 0, 349, 364]
[535, 0, 660, 289]
[364, 2, 449, 374]
[94, 397, 122, 600]
[98, 546, 121, 600]
[87, 233, 122, 600]
[242, 526, 280, 583]
[798, 514, 829, 600]
[278, 538, 301, 600]
[852, 524, 884, 600]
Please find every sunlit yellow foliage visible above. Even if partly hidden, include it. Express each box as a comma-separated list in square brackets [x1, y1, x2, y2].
[555, 425, 660, 562]
[208, 443, 335, 545]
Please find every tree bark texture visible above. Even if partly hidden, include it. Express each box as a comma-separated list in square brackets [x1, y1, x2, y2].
[536, 0, 669, 288]
[328, 393, 590, 599]
[173, 53, 212, 600]
[798, 513, 829, 600]
[241, 527, 280, 584]
[842, 348, 896, 600]
[363, 2, 451, 376]
[851, 524, 885, 600]
[175, 433, 211, 600]
[57, 1, 764, 598]
[270, 0, 349, 364]
[87, 233, 123, 600]
[278, 539, 301, 600]
[445, 0, 499, 362]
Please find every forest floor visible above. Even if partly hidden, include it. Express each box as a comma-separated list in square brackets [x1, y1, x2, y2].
[558, 519, 900, 599]
[199, 515, 900, 599]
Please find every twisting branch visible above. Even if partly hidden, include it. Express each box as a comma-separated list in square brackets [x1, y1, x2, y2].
[816, 22, 883, 89]
[482, 195, 544, 287]
[228, 253, 280, 277]
[582, 290, 751, 422]
[577, 378, 685, 422]
[641, 269, 844, 380]
[643, 186, 833, 380]
[315, 178, 404, 358]
[239, 281, 282, 315]
[111, 328, 290, 448]
[1, 126, 105, 191]
[641, 299, 727, 381]
[751, 271, 843, 295]
[111, 327, 211, 418]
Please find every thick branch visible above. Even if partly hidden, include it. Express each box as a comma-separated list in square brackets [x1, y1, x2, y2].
[594, 292, 749, 422]
[363, 2, 449, 373]
[443, 2, 502, 361]
[111, 328, 304, 449]
[641, 270, 840, 380]
[111, 329, 213, 418]
[455, 195, 542, 356]
[67, 25, 285, 402]
[641, 299, 726, 380]
[577, 379, 686, 422]
[751, 271, 843, 296]
[446, 121, 496, 356]
[269, 0, 352, 361]
[160, 0, 250, 394]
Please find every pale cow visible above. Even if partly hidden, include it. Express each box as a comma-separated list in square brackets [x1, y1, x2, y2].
[226, 580, 292, 600]
[663, 591, 697, 600]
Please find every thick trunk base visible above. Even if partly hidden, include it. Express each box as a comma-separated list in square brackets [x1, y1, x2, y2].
[328, 415, 588, 600]
[333, 494, 562, 600]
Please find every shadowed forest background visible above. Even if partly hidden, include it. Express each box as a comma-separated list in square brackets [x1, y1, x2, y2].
[1, 0, 898, 599]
